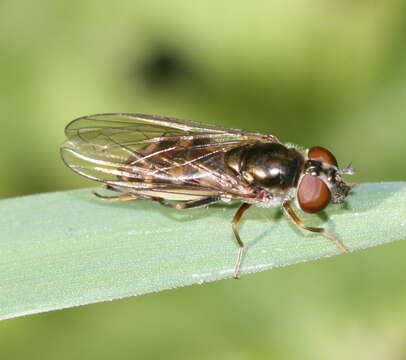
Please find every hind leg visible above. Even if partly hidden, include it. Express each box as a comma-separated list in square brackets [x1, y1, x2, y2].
[92, 191, 138, 201]
[93, 185, 220, 209]
[92, 184, 139, 201]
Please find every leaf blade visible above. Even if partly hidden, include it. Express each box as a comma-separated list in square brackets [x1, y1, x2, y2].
[0, 182, 405, 320]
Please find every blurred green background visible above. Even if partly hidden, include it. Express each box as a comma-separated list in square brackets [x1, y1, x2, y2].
[1, 1, 406, 359]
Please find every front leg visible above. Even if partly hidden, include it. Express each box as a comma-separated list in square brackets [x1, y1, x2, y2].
[282, 202, 349, 253]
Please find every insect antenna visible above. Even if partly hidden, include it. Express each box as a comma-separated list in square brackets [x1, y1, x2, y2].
[337, 162, 355, 176]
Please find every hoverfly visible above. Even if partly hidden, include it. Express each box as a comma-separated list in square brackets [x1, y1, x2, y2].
[61, 113, 355, 279]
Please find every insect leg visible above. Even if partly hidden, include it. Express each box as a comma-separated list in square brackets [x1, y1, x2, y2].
[143, 195, 219, 210]
[93, 188, 219, 210]
[231, 202, 252, 279]
[92, 191, 138, 201]
[282, 202, 349, 253]
[92, 184, 139, 201]
[171, 196, 220, 209]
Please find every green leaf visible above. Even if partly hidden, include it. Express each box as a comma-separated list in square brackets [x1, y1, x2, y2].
[0, 182, 405, 320]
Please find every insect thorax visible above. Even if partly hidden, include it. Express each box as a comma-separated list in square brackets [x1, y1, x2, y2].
[225, 142, 304, 206]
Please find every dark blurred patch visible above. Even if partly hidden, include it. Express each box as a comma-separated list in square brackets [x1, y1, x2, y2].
[136, 47, 192, 89]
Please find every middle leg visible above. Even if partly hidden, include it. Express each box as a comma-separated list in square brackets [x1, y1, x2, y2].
[231, 202, 252, 279]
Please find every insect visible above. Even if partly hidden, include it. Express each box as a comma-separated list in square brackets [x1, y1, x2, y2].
[61, 113, 356, 279]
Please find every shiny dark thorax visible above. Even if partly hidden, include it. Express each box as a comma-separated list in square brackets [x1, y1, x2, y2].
[225, 142, 304, 191]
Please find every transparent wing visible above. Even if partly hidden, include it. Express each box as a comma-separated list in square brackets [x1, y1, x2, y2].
[61, 113, 279, 200]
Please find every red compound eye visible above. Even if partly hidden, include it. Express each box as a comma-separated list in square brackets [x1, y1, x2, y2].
[308, 146, 337, 167]
[297, 174, 331, 213]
